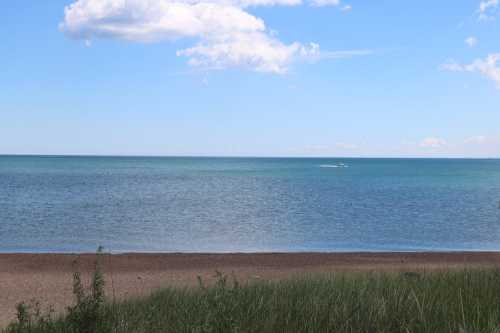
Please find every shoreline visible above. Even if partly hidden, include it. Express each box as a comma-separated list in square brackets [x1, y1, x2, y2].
[4, 251, 500, 270]
[2, 251, 500, 327]
[3, 249, 500, 253]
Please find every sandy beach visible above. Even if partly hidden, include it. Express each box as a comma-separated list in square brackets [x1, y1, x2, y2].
[1, 251, 500, 327]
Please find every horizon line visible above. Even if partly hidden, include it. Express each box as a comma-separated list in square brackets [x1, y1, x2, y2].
[1, 153, 499, 160]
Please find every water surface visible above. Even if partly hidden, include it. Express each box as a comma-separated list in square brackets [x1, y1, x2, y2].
[1, 156, 500, 253]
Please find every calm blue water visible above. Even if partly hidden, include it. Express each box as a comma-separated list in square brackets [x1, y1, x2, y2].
[1, 156, 500, 253]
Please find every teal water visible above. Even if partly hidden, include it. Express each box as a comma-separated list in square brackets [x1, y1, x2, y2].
[1, 156, 500, 253]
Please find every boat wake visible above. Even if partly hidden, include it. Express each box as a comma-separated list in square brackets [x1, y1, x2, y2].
[319, 163, 349, 168]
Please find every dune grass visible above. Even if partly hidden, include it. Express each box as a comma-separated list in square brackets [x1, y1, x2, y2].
[6, 267, 500, 333]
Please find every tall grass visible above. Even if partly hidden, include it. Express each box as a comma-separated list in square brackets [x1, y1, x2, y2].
[6, 268, 500, 332]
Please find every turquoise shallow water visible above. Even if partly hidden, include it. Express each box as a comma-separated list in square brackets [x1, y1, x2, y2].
[1, 156, 500, 253]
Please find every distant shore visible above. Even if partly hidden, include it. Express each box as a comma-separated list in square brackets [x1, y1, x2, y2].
[2, 251, 500, 328]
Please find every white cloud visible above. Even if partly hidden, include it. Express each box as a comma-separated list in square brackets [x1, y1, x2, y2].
[419, 137, 447, 149]
[441, 54, 500, 89]
[309, 0, 339, 6]
[177, 33, 319, 73]
[465, 36, 478, 47]
[465, 54, 500, 89]
[61, 0, 361, 73]
[334, 142, 357, 150]
[464, 135, 487, 144]
[60, 0, 266, 42]
[480, 0, 498, 12]
[308, 0, 351, 8]
[288, 136, 499, 158]
[478, 0, 498, 20]
[237, 0, 301, 6]
[439, 59, 464, 72]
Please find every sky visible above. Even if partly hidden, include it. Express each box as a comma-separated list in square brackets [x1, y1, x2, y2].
[1, 0, 499, 157]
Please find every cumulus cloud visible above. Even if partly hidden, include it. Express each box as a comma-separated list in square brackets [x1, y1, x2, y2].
[419, 137, 447, 149]
[60, 0, 266, 42]
[479, 0, 498, 19]
[480, 0, 498, 12]
[60, 0, 361, 73]
[236, 0, 301, 6]
[177, 34, 319, 73]
[465, 36, 478, 47]
[441, 54, 500, 89]
[466, 54, 500, 88]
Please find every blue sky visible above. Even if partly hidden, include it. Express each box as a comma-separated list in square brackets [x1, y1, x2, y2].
[1, 0, 499, 157]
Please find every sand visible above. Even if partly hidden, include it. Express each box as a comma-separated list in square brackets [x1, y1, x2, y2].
[1, 251, 500, 328]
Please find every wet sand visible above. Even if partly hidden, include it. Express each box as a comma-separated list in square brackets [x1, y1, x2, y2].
[2, 251, 500, 327]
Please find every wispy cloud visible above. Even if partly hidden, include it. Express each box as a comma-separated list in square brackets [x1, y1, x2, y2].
[309, 0, 337, 6]
[441, 54, 500, 89]
[419, 137, 447, 149]
[465, 36, 478, 47]
[464, 135, 488, 144]
[308, 0, 351, 10]
[340, 4, 352, 11]
[440, 59, 464, 72]
[334, 142, 358, 150]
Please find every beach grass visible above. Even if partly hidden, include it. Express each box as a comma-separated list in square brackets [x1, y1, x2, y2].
[5, 268, 500, 333]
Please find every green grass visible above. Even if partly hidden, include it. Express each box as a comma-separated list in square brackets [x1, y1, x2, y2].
[6, 268, 500, 333]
